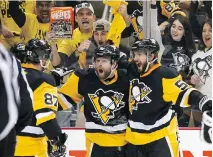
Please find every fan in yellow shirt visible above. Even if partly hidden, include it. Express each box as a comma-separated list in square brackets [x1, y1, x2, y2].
[8, 1, 54, 43]
[57, 2, 95, 67]
[8, 1, 62, 71]
[0, 0, 36, 50]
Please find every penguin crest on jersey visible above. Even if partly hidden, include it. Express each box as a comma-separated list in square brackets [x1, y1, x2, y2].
[129, 79, 152, 114]
[170, 51, 190, 72]
[88, 89, 125, 124]
[191, 55, 212, 84]
[131, 9, 143, 39]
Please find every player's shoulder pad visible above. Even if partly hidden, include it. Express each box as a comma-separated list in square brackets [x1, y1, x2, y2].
[158, 65, 179, 79]
[117, 69, 128, 76]
[27, 70, 56, 91]
[39, 72, 56, 87]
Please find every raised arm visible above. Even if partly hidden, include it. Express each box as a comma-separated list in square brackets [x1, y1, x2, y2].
[8, 1, 26, 28]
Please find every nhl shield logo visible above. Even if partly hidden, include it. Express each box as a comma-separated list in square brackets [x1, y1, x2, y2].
[88, 89, 125, 124]
[129, 79, 152, 113]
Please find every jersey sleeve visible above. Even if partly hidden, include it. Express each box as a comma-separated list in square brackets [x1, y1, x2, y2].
[33, 75, 58, 126]
[162, 74, 197, 107]
[58, 72, 83, 110]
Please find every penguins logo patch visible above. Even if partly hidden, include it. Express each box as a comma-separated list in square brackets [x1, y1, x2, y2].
[129, 79, 152, 113]
[191, 55, 212, 84]
[88, 89, 125, 124]
[170, 51, 190, 72]
[131, 9, 143, 39]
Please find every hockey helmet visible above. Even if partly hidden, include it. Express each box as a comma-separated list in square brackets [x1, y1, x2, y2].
[132, 38, 160, 55]
[26, 38, 51, 63]
[94, 45, 120, 62]
[10, 42, 27, 63]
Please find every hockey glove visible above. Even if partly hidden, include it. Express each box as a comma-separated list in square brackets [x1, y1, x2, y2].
[51, 67, 74, 86]
[199, 96, 212, 112]
[201, 111, 212, 144]
[48, 132, 68, 157]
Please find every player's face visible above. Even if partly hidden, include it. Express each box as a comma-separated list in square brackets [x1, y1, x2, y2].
[133, 51, 147, 73]
[170, 20, 185, 42]
[93, 31, 107, 47]
[76, 9, 95, 32]
[202, 23, 212, 49]
[94, 57, 113, 80]
[36, 1, 53, 23]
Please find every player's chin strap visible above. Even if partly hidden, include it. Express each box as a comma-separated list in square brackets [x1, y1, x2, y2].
[144, 54, 158, 73]
[102, 64, 118, 81]
[40, 60, 48, 71]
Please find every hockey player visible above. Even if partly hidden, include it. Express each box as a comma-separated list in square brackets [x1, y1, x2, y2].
[58, 45, 129, 157]
[125, 39, 212, 157]
[12, 39, 67, 157]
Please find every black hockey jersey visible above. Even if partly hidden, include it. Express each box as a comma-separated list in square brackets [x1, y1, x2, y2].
[126, 63, 197, 145]
[15, 63, 59, 156]
[58, 68, 129, 146]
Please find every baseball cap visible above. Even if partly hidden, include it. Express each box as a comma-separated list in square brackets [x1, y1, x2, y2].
[75, 2, 94, 14]
[93, 19, 110, 32]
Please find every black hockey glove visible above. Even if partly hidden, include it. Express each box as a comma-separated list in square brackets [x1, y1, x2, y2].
[201, 111, 212, 144]
[199, 96, 212, 112]
[48, 132, 68, 157]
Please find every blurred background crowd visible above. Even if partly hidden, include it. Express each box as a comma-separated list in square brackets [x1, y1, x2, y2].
[0, 0, 212, 128]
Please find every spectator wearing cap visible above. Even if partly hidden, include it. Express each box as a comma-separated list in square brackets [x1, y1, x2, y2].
[93, 19, 130, 59]
[64, 19, 130, 70]
[56, 2, 96, 67]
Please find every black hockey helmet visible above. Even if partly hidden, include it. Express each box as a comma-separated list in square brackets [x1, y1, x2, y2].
[26, 38, 51, 63]
[132, 38, 160, 74]
[94, 45, 120, 62]
[10, 42, 27, 63]
[132, 38, 160, 55]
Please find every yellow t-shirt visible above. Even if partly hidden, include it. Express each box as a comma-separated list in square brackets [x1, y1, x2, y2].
[0, 0, 36, 50]
[58, 28, 92, 57]
[20, 12, 62, 48]
[21, 13, 49, 43]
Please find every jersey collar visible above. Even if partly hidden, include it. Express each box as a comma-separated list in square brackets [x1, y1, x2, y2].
[22, 63, 39, 71]
[140, 63, 161, 78]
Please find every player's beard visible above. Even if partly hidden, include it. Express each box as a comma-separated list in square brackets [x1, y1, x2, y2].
[95, 68, 111, 80]
[136, 62, 147, 75]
